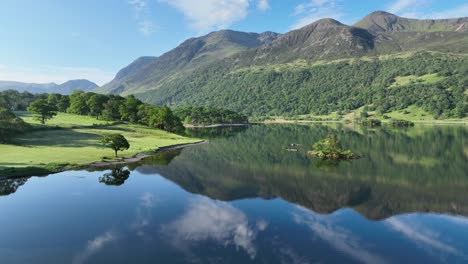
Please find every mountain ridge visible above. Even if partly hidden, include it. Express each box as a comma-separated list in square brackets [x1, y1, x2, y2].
[0, 79, 98, 94]
[83, 12, 468, 119]
[96, 30, 281, 95]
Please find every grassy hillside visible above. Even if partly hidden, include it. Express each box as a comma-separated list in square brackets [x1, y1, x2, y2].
[0, 113, 200, 177]
[138, 51, 468, 119]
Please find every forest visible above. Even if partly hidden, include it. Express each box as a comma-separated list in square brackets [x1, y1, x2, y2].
[174, 106, 248, 125]
[0, 90, 250, 142]
[139, 52, 468, 119]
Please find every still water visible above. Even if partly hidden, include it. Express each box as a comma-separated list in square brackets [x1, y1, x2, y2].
[1, 124, 467, 264]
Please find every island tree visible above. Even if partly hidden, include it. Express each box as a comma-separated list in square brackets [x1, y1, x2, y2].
[27, 99, 58, 124]
[101, 134, 130, 157]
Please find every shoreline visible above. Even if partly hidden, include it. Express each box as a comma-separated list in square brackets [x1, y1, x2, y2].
[89, 141, 206, 168]
[0, 141, 206, 179]
[184, 123, 250, 128]
[255, 120, 467, 125]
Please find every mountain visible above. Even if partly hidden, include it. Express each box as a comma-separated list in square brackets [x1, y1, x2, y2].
[113, 56, 158, 82]
[52, 79, 98, 94]
[0, 81, 57, 93]
[98, 11, 468, 118]
[96, 30, 280, 95]
[0, 79, 98, 95]
[232, 18, 375, 65]
[354, 11, 468, 34]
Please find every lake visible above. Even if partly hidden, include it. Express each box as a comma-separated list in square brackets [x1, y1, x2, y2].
[1, 124, 467, 264]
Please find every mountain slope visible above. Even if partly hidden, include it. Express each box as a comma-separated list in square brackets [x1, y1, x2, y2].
[97, 30, 280, 95]
[0, 79, 98, 94]
[99, 11, 468, 118]
[232, 18, 375, 66]
[114, 56, 158, 82]
[138, 51, 468, 118]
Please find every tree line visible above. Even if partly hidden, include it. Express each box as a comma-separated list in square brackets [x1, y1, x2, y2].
[1, 90, 250, 137]
[174, 106, 248, 125]
[0, 90, 185, 133]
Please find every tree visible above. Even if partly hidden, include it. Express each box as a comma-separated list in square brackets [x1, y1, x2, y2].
[102, 95, 124, 121]
[57, 96, 70, 112]
[148, 105, 184, 133]
[67, 91, 89, 115]
[119, 95, 142, 123]
[86, 94, 107, 119]
[101, 134, 130, 157]
[27, 99, 58, 124]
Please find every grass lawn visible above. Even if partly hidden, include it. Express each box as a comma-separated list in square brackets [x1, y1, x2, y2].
[0, 113, 200, 176]
[389, 73, 446, 88]
[16, 111, 112, 128]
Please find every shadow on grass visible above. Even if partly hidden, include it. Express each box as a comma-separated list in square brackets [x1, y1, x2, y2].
[13, 129, 105, 148]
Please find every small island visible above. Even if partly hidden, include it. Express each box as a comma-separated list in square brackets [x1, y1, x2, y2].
[308, 137, 359, 160]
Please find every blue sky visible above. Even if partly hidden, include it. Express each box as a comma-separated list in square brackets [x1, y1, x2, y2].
[0, 0, 467, 85]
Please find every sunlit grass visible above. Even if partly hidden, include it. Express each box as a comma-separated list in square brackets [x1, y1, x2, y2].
[0, 113, 200, 170]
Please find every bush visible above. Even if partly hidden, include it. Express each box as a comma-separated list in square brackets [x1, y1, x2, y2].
[361, 119, 382, 127]
[390, 119, 415, 127]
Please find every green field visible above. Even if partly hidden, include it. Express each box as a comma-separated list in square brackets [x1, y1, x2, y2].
[0, 113, 200, 177]
[389, 73, 446, 88]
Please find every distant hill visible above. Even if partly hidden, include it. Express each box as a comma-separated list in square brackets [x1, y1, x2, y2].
[0, 79, 98, 95]
[97, 11, 468, 118]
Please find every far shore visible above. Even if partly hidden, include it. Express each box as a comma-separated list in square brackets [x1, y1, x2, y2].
[184, 123, 250, 128]
[254, 119, 468, 125]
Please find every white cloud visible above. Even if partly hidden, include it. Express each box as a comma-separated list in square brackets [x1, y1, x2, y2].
[0, 65, 114, 86]
[129, 0, 147, 11]
[160, 0, 252, 32]
[139, 19, 158, 36]
[73, 231, 117, 264]
[387, 0, 420, 14]
[257, 0, 270, 11]
[129, 0, 157, 36]
[163, 198, 267, 259]
[290, 0, 344, 30]
[427, 3, 468, 19]
[387, 1, 467, 19]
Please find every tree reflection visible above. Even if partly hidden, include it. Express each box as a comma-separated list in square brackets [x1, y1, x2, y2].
[99, 167, 130, 186]
[140, 124, 468, 220]
[0, 177, 28, 196]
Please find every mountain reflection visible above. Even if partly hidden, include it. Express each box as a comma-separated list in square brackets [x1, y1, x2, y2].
[1, 124, 467, 221]
[134, 124, 468, 220]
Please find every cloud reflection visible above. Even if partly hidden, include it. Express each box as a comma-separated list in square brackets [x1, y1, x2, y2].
[164, 198, 267, 259]
[131, 192, 158, 238]
[73, 231, 117, 264]
[293, 206, 387, 264]
[385, 215, 467, 260]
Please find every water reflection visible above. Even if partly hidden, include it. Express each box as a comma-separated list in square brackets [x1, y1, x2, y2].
[163, 198, 265, 259]
[1, 124, 467, 222]
[0, 177, 27, 196]
[133, 124, 468, 219]
[99, 167, 130, 186]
